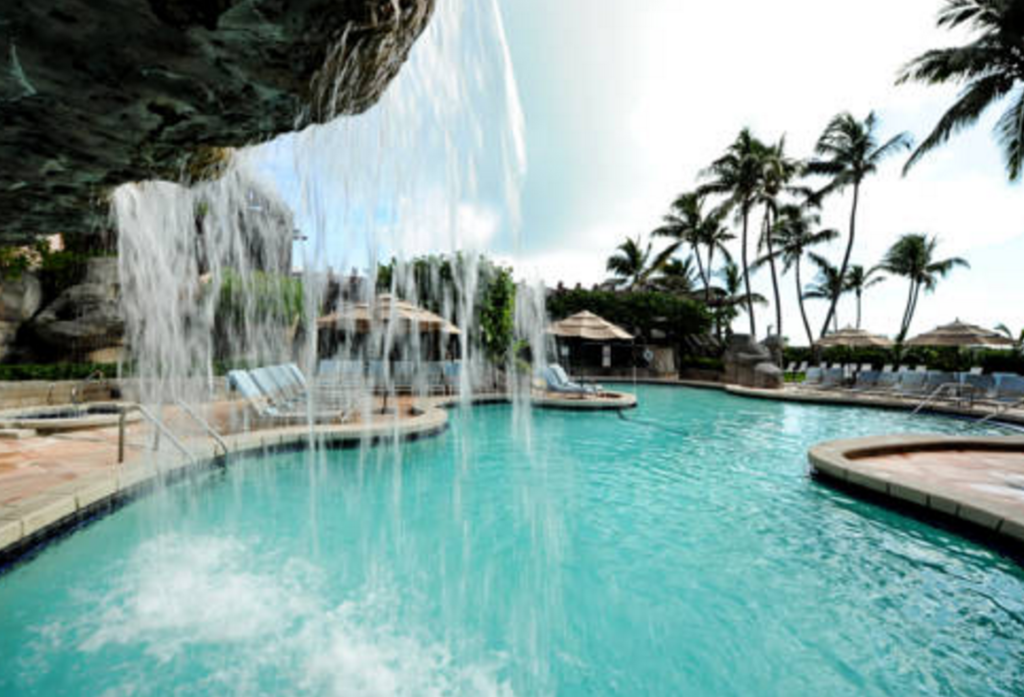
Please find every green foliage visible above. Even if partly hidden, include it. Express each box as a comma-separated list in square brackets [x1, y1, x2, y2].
[479, 266, 516, 364]
[377, 253, 518, 366]
[0, 246, 33, 281]
[679, 355, 724, 372]
[216, 269, 304, 329]
[547, 288, 711, 342]
[782, 345, 1024, 374]
[0, 363, 118, 381]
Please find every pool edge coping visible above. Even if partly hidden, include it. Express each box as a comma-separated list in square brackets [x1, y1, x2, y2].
[808, 434, 1024, 552]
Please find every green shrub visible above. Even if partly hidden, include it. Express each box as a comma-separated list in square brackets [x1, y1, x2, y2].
[547, 288, 711, 342]
[782, 346, 1024, 374]
[0, 363, 118, 382]
[679, 355, 724, 372]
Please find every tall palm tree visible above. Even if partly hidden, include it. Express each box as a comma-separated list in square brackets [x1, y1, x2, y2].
[654, 256, 699, 294]
[803, 253, 848, 333]
[876, 233, 970, 340]
[806, 112, 912, 339]
[899, 0, 1024, 180]
[653, 192, 733, 301]
[606, 235, 679, 291]
[699, 128, 767, 336]
[714, 259, 767, 337]
[844, 265, 886, 329]
[653, 192, 709, 293]
[765, 204, 840, 347]
[756, 136, 801, 339]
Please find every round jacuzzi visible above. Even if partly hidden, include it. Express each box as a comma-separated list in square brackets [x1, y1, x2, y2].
[0, 402, 140, 433]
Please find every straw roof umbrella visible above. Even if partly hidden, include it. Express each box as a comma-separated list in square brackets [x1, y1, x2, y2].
[547, 311, 633, 341]
[905, 319, 1013, 348]
[317, 294, 460, 335]
[816, 326, 893, 348]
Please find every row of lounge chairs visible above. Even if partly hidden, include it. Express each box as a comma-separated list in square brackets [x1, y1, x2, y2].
[792, 363, 1024, 406]
[228, 364, 361, 423]
[317, 359, 461, 396]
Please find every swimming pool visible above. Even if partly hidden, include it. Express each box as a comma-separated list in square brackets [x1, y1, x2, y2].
[2, 385, 1023, 695]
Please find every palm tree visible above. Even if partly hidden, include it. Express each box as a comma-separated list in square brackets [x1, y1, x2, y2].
[996, 323, 1024, 352]
[806, 112, 912, 339]
[899, 0, 1024, 180]
[844, 265, 886, 329]
[654, 256, 699, 294]
[756, 136, 801, 340]
[714, 259, 767, 337]
[765, 204, 840, 347]
[876, 233, 970, 340]
[699, 128, 767, 336]
[803, 253, 848, 334]
[606, 236, 679, 291]
[653, 192, 733, 301]
[653, 193, 708, 293]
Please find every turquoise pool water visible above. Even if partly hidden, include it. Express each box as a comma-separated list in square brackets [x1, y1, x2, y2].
[2, 386, 1023, 696]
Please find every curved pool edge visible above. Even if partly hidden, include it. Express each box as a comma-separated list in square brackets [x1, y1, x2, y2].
[0, 400, 455, 571]
[808, 434, 1024, 554]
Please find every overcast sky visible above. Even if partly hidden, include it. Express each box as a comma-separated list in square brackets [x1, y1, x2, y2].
[259, 0, 1022, 346]
[498, 0, 1022, 344]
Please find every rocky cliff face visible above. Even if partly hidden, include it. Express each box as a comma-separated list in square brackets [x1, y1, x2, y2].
[0, 0, 434, 242]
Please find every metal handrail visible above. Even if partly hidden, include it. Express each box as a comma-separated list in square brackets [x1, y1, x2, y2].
[974, 397, 1024, 427]
[117, 403, 196, 465]
[173, 398, 229, 456]
[912, 382, 976, 415]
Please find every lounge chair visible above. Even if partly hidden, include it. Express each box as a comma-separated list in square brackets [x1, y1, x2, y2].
[881, 364, 894, 373]
[914, 365, 928, 373]
[896, 371, 928, 396]
[542, 364, 598, 395]
[991, 374, 1024, 405]
[852, 370, 879, 392]
[228, 369, 353, 423]
[819, 367, 846, 389]
[796, 360, 809, 374]
[799, 367, 823, 387]
[784, 361, 796, 374]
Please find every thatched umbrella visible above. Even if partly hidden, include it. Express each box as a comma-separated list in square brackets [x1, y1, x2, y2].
[905, 319, 1013, 348]
[816, 326, 893, 348]
[547, 311, 633, 341]
[317, 294, 460, 335]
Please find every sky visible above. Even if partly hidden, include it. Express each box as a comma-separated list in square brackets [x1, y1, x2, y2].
[497, 0, 1023, 344]
[258, 0, 1022, 346]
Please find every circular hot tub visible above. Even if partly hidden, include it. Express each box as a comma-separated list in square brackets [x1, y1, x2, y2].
[0, 402, 140, 433]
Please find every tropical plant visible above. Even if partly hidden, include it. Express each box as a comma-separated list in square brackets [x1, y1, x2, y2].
[762, 203, 840, 347]
[899, 0, 1024, 180]
[653, 256, 699, 294]
[806, 112, 912, 339]
[546, 288, 711, 342]
[653, 192, 732, 300]
[803, 253, 848, 333]
[605, 236, 678, 291]
[876, 233, 969, 340]
[996, 323, 1024, 352]
[755, 135, 801, 339]
[713, 259, 767, 336]
[699, 128, 768, 336]
[844, 264, 886, 329]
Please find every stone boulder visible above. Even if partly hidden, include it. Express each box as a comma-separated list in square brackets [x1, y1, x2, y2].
[723, 334, 783, 389]
[28, 258, 125, 360]
[0, 273, 43, 361]
[0, 0, 435, 242]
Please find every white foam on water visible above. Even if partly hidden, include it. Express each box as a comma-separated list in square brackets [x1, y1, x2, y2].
[66, 534, 514, 697]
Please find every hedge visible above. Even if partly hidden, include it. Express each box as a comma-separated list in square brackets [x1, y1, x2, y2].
[782, 346, 1024, 374]
[0, 363, 119, 382]
[547, 288, 711, 342]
